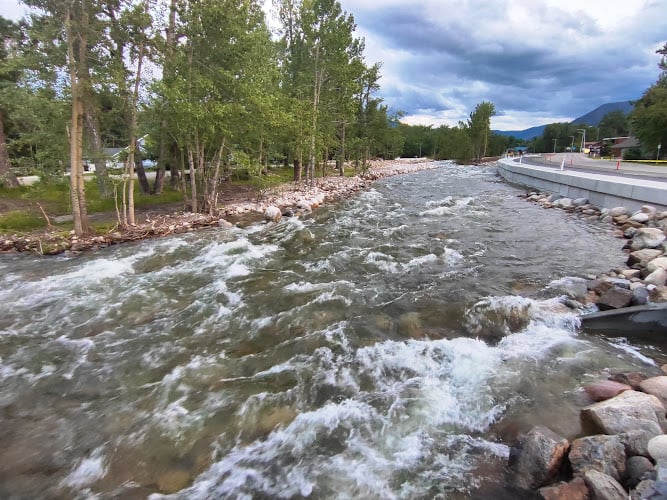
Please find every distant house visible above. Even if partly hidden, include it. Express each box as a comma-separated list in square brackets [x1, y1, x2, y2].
[608, 136, 640, 159]
[82, 136, 151, 172]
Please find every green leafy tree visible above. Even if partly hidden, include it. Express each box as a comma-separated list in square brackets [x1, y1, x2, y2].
[467, 101, 496, 161]
[156, 0, 277, 214]
[630, 42, 667, 158]
[598, 110, 629, 139]
[0, 17, 22, 187]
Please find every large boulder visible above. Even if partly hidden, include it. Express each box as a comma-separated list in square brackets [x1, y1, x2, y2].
[568, 435, 626, 481]
[631, 228, 666, 251]
[581, 391, 665, 456]
[510, 425, 570, 490]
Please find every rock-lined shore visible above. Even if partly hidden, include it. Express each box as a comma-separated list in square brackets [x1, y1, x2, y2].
[520, 191, 667, 307]
[509, 190, 667, 499]
[0, 159, 437, 255]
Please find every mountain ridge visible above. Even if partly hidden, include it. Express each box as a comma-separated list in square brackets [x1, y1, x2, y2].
[493, 101, 634, 140]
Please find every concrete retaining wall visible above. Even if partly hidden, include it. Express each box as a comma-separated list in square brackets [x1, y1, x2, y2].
[496, 158, 667, 211]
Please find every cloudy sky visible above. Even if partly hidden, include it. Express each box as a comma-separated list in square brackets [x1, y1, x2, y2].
[1, 0, 665, 130]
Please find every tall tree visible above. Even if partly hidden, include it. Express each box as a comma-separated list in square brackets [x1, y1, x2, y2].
[630, 42, 667, 158]
[156, 0, 277, 214]
[467, 101, 496, 161]
[0, 17, 21, 187]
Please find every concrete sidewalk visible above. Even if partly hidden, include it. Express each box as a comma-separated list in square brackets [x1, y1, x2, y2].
[520, 153, 667, 180]
[496, 156, 667, 211]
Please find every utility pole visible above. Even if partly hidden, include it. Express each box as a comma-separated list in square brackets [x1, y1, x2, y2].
[577, 129, 586, 154]
[552, 138, 557, 153]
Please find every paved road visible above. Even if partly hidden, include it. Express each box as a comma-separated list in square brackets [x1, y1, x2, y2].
[516, 153, 667, 182]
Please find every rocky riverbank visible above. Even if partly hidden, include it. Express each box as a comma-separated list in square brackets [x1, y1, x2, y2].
[0, 159, 438, 255]
[520, 191, 667, 306]
[508, 190, 667, 499]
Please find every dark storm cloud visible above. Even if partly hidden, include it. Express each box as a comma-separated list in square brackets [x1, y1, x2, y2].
[342, 0, 665, 128]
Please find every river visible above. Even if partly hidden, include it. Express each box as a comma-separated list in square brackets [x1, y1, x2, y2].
[0, 162, 663, 499]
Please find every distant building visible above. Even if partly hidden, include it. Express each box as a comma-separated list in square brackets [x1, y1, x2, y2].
[605, 136, 640, 159]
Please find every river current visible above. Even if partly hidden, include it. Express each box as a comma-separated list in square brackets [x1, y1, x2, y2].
[1, 162, 664, 499]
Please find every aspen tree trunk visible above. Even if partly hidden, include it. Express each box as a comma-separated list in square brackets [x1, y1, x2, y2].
[125, 40, 145, 226]
[66, 3, 89, 236]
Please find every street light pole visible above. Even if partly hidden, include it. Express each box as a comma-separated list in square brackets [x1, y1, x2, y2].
[577, 129, 586, 154]
[552, 138, 557, 153]
[569, 136, 575, 152]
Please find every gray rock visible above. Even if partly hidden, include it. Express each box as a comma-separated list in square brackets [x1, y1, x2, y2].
[625, 227, 639, 239]
[604, 278, 632, 289]
[620, 429, 662, 457]
[609, 207, 629, 217]
[544, 277, 588, 300]
[648, 435, 667, 463]
[510, 425, 570, 490]
[569, 435, 626, 481]
[548, 194, 562, 202]
[631, 228, 667, 251]
[632, 286, 651, 306]
[645, 269, 667, 287]
[631, 479, 658, 500]
[631, 212, 651, 224]
[556, 197, 574, 208]
[573, 197, 589, 207]
[625, 456, 655, 490]
[583, 470, 627, 500]
[582, 391, 665, 454]
[641, 205, 658, 216]
[596, 287, 633, 310]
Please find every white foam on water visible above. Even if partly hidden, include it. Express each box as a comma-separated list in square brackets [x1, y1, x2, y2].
[405, 253, 439, 269]
[443, 247, 465, 266]
[365, 251, 400, 273]
[61, 446, 107, 488]
[418, 205, 452, 217]
[607, 338, 658, 365]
